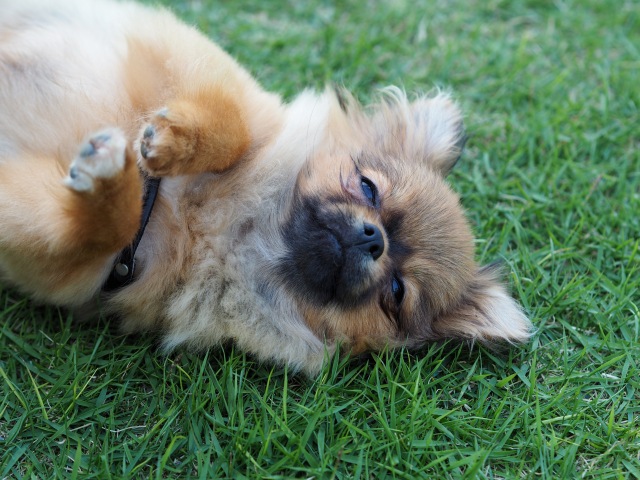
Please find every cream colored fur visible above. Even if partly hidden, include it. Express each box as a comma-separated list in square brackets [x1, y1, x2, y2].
[0, 0, 532, 374]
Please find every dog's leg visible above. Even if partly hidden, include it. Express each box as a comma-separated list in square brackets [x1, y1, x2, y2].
[0, 129, 142, 303]
[127, 21, 284, 178]
[136, 85, 252, 177]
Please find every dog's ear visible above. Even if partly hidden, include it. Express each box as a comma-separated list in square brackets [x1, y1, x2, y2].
[369, 89, 465, 176]
[432, 264, 532, 344]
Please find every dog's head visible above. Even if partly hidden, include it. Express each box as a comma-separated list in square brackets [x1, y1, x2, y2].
[278, 88, 531, 354]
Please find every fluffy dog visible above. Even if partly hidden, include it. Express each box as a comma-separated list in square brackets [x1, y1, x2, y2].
[0, 0, 531, 373]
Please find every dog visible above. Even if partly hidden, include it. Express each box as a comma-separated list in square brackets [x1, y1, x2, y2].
[0, 0, 531, 374]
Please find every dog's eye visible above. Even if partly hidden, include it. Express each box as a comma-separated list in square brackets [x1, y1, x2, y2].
[391, 276, 405, 305]
[361, 176, 378, 206]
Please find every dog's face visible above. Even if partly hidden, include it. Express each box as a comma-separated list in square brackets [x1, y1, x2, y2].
[279, 89, 531, 354]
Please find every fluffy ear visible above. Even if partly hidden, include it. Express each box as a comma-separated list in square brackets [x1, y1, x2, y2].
[369, 88, 466, 175]
[432, 265, 532, 344]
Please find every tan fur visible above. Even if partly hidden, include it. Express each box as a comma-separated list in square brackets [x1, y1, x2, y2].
[0, 0, 532, 374]
[0, 131, 142, 303]
[138, 87, 251, 176]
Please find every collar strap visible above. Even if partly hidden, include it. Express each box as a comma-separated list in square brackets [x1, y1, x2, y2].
[102, 176, 161, 292]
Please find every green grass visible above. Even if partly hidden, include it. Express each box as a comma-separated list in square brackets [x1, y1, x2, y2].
[1, 0, 639, 477]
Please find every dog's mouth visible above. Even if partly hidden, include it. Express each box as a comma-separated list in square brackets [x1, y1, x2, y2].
[279, 197, 385, 306]
[300, 225, 345, 302]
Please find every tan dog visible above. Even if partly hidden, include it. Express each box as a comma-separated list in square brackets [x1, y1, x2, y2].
[0, 0, 531, 373]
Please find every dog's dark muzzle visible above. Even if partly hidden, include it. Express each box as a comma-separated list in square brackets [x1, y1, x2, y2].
[281, 199, 385, 307]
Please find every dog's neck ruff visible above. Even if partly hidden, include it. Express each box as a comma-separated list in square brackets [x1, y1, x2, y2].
[102, 176, 161, 292]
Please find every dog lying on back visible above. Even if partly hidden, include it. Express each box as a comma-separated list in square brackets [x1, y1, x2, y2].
[0, 0, 531, 374]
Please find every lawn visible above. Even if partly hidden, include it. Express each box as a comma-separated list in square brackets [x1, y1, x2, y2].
[1, 0, 638, 478]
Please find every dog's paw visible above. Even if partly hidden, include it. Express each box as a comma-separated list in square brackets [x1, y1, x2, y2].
[64, 129, 127, 193]
[137, 105, 196, 177]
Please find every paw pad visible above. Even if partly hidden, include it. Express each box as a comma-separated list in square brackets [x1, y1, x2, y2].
[140, 125, 155, 159]
[65, 129, 127, 193]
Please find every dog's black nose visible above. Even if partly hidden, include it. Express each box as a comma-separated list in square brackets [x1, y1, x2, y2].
[358, 223, 384, 260]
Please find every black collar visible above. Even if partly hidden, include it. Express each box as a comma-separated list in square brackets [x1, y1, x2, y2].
[102, 176, 161, 292]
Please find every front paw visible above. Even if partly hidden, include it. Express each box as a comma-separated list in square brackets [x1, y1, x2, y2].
[65, 129, 127, 193]
[136, 105, 196, 177]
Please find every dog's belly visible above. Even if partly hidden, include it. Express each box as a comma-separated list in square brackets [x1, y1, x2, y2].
[0, 2, 138, 161]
